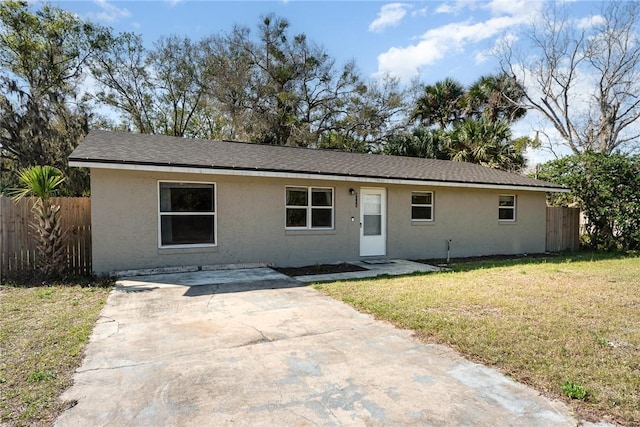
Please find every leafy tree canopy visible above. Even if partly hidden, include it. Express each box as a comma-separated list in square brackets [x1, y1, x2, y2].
[0, 0, 110, 195]
[400, 73, 533, 172]
[536, 153, 640, 250]
[91, 14, 407, 150]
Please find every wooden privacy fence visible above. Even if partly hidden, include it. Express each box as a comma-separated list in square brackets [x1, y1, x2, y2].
[546, 206, 580, 252]
[0, 196, 91, 277]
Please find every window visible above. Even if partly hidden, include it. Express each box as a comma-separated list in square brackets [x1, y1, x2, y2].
[498, 195, 516, 221]
[411, 191, 433, 221]
[159, 182, 216, 247]
[285, 187, 333, 229]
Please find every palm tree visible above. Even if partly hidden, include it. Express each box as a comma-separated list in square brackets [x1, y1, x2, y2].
[383, 127, 449, 159]
[11, 166, 67, 279]
[412, 78, 465, 130]
[448, 118, 526, 172]
[465, 73, 527, 123]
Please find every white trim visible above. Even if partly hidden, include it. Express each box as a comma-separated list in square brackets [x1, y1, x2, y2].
[284, 186, 334, 230]
[498, 194, 516, 222]
[411, 191, 434, 222]
[71, 161, 570, 193]
[157, 180, 217, 248]
[360, 187, 387, 256]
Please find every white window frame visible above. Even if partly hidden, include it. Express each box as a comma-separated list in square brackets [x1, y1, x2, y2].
[285, 186, 334, 230]
[157, 180, 217, 248]
[411, 191, 434, 222]
[498, 194, 516, 222]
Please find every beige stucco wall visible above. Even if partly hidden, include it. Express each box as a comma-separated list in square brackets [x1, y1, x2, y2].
[386, 185, 546, 260]
[90, 168, 547, 274]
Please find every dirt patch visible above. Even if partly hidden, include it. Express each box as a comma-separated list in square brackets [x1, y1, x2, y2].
[274, 263, 368, 277]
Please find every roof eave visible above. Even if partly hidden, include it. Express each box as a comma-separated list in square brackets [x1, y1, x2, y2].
[69, 159, 570, 193]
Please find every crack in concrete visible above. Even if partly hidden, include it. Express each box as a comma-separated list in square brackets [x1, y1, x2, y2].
[77, 361, 155, 373]
[230, 325, 356, 349]
[286, 407, 320, 426]
[322, 398, 339, 424]
[298, 329, 347, 339]
[205, 293, 216, 311]
[232, 323, 272, 348]
[94, 316, 121, 339]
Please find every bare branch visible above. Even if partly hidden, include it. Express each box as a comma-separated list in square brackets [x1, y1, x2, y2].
[499, 0, 640, 155]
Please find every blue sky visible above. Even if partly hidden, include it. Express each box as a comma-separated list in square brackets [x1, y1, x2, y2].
[50, 0, 600, 85]
[48, 0, 605, 163]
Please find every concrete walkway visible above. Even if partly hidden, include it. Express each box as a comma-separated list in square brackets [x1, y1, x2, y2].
[56, 268, 594, 426]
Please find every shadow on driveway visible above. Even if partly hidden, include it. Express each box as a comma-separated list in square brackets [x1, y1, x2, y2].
[116, 267, 306, 296]
[181, 279, 307, 297]
[56, 269, 590, 426]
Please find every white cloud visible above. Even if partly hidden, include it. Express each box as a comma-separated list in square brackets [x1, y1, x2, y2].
[86, 0, 131, 23]
[369, 3, 411, 32]
[377, 16, 524, 81]
[576, 14, 606, 30]
[484, 0, 531, 17]
[495, 31, 519, 48]
[412, 7, 428, 18]
[375, 1, 542, 81]
[435, 1, 477, 15]
[489, 31, 518, 62]
[376, 41, 447, 80]
[435, 3, 455, 14]
[475, 49, 490, 64]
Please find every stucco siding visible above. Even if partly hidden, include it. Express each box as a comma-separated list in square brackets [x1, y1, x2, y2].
[90, 168, 547, 274]
[387, 185, 546, 260]
[91, 169, 360, 273]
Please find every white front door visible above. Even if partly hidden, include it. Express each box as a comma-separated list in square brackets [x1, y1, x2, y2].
[360, 188, 386, 256]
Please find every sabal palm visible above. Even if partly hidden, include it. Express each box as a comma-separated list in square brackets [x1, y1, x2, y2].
[465, 73, 527, 123]
[412, 78, 465, 130]
[11, 166, 67, 278]
[448, 118, 525, 172]
[384, 127, 449, 159]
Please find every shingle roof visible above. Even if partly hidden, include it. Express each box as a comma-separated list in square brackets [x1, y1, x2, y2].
[69, 130, 566, 191]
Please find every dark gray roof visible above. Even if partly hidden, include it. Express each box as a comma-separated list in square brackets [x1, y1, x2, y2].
[69, 130, 565, 191]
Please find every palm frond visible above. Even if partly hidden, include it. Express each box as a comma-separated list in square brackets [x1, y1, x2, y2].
[10, 166, 65, 202]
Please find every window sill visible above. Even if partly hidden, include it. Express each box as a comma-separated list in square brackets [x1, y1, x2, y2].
[498, 220, 518, 225]
[158, 245, 218, 255]
[412, 220, 435, 226]
[285, 229, 336, 236]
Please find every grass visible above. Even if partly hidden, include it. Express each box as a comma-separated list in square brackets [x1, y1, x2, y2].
[0, 280, 113, 427]
[315, 252, 640, 425]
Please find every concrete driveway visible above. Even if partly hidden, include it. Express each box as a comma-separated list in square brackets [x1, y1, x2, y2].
[57, 268, 586, 426]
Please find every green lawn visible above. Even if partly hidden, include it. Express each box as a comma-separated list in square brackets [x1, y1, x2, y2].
[315, 253, 640, 425]
[0, 281, 113, 426]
